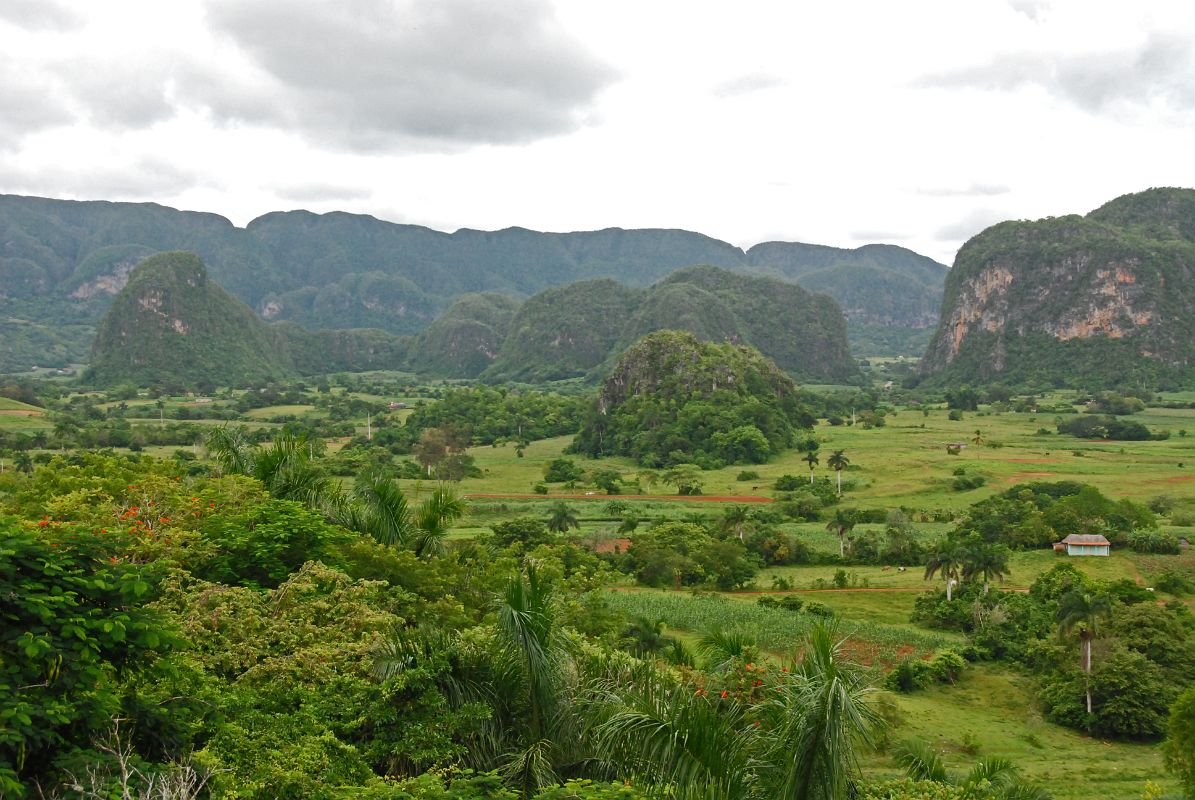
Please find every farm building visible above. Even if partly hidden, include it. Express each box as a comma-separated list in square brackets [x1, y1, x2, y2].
[1053, 533, 1111, 556]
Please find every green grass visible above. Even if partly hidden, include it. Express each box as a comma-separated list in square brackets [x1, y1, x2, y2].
[0, 396, 51, 432]
[870, 665, 1179, 799]
[242, 404, 317, 419]
[0, 397, 43, 412]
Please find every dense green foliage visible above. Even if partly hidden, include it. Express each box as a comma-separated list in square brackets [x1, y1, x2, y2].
[406, 293, 523, 378]
[1163, 686, 1195, 798]
[922, 188, 1195, 389]
[1, 447, 932, 798]
[402, 387, 586, 447]
[913, 560, 1195, 742]
[571, 332, 815, 467]
[87, 252, 294, 387]
[482, 267, 859, 384]
[1056, 414, 1155, 440]
[944, 482, 1155, 550]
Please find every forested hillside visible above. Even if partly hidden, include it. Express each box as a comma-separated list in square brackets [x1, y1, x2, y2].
[920, 187, 1195, 388]
[0, 194, 946, 372]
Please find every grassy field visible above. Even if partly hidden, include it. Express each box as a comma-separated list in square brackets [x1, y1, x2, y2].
[438, 402, 1195, 518]
[873, 666, 1178, 799]
[0, 396, 51, 432]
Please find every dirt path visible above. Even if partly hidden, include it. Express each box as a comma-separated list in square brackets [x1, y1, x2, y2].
[465, 492, 773, 503]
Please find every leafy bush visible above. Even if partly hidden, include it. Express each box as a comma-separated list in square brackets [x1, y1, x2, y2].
[774, 474, 803, 491]
[804, 601, 834, 618]
[756, 595, 805, 612]
[1128, 529, 1181, 554]
[544, 458, 584, 483]
[1152, 570, 1194, 596]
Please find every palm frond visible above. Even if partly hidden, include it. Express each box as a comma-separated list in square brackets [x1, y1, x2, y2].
[892, 739, 948, 783]
[962, 756, 1021, 792]
[352, 470, 415, 546]
[698, 630, 758, 673]
[413, 486, 467, 556]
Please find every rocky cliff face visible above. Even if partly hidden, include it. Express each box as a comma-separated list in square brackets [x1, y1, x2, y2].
[920, 188, 1195, 387]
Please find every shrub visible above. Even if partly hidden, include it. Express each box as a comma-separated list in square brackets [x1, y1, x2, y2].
[1128, 530, 1181, 554]
[804, 601, 834, 617]
[774, 474, 803, 491]
[736, 470, 761, 481]
[1153, 570, 1194, 596]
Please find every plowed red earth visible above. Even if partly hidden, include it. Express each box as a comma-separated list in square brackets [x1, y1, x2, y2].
[466, 493, 773, 503]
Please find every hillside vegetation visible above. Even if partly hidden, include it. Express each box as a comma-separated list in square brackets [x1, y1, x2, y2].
[85, 256, 859, 388]
[87, 253, 413, 387]
[483, 266, 857, 384]
[0, 193, 946, 371]
[571, 330, 816, 467]
[921, 187, 1195, 388]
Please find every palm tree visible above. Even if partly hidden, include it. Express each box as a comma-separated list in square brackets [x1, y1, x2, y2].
[971, 429, 985, 446]
[1057, 590, 1113, 715]
[961, 539, 1011, 593]
[14, 452, 33, 474]
[924, 538, 964, 601]
[894, 739, 1034, 798]
[722, 505, 751, 542]
[599, 623, 883, 800]
[343, 469, 413, 546]
[206, 427, 332, 508]
[495, 565, 574, 796]
[825, 508, 856, 560]
[623, 616, 674, 658]
[545, 501, 580, 534]
[597, 672, 755, 800]
[698, 630, 759, 673]
[766, 623, 885, 800]
[803, 451, 820, 485]
[412, 486, 467, 557]
[826, 451, 849, 496]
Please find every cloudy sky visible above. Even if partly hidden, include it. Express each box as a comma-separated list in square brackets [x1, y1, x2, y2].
[2, 0, 1194, 264]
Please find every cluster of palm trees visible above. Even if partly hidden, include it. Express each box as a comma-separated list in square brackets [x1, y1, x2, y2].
[205, 426, 465, 555]
[802, 450, 850, 496]
[923, 535, 1012, 600]
[381, 567, 888, 800]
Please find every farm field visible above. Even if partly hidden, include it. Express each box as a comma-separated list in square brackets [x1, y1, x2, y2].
[430, 404, 1195, 512]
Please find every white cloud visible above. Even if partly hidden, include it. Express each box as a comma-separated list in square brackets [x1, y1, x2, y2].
[0, 0, 1193, 271]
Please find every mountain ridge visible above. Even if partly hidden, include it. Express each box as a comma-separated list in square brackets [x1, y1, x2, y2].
[0, 193, 946, 371]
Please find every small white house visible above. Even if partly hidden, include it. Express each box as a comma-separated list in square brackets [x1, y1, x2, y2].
[1054, 533, 1111, 557]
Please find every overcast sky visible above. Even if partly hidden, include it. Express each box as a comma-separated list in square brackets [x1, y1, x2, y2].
[3, 0, 1194, 265]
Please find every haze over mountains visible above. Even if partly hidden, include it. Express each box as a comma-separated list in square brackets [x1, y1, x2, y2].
[0, 194, 947, 373]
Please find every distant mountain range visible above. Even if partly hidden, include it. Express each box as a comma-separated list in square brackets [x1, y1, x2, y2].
[86, 255, 859, 388]
[0, 194, 948, 372]
[919, 187, 1195, 388]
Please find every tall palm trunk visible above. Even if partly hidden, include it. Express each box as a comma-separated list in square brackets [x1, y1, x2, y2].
[1084, 636, 1092, 715]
